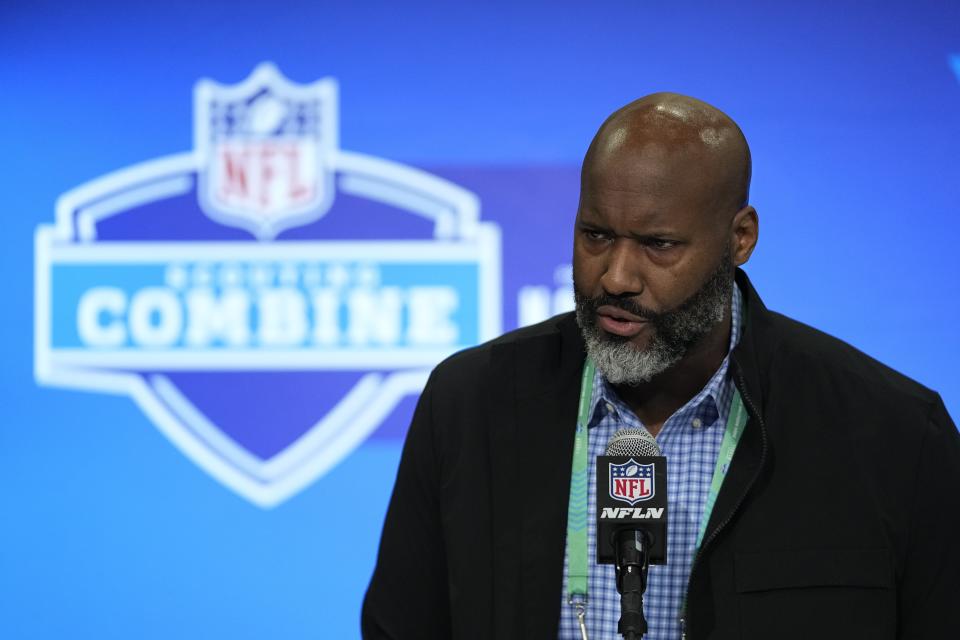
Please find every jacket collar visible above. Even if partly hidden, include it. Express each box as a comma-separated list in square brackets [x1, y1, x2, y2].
[730, 267, 774, 414]
[697, 268, 773, 566]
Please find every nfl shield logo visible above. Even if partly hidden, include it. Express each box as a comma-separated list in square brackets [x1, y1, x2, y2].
[35, 63, 502, 508]
[194, 63, 337, 239]
[609, 459, 656, 505]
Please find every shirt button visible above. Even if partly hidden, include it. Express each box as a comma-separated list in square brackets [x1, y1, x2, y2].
[605, 402, 615, 414]
[692, 418, 703, 428]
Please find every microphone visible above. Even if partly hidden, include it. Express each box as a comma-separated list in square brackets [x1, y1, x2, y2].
[597, 428, 668, 640]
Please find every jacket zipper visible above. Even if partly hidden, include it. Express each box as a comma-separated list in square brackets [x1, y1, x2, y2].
[681, 364, 769, 640]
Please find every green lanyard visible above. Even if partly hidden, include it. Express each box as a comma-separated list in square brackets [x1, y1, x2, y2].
[565, 359, 749, 612]
[695, 389, 747, 548]
[680, 388, 748, 636]
[566, 358, 595, 606]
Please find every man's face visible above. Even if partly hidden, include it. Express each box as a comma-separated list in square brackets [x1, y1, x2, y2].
[572, 143, 734, 384]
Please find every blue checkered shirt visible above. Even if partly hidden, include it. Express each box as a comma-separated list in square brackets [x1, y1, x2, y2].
[559, 284, 743, 639]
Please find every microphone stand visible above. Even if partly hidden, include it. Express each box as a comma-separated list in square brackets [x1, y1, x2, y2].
[615, 529, 650, 640]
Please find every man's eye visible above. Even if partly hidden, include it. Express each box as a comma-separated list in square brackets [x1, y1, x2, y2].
[646, 238, 677, 250]
[583, 229, 609, 241]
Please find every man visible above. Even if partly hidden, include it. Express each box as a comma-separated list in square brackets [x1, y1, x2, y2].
[362, 94, 960, 639]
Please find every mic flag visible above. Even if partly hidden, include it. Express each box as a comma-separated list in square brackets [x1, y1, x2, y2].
[597, 428, 668, 564]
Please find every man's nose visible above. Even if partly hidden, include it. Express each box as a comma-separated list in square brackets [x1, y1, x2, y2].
[599, 240, 644, 297]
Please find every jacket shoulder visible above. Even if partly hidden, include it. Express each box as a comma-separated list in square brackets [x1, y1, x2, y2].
[762, 310, 938, 409]
[428, 313, 574, 389]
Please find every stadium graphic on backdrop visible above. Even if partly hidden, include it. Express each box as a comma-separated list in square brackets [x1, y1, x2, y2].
[34, 63, 502, 507]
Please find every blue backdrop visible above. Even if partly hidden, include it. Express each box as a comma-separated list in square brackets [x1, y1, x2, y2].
[3, 2, 959, 638]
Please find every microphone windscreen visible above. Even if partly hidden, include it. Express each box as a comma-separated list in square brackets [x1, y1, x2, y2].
[605, 427, 661, 457]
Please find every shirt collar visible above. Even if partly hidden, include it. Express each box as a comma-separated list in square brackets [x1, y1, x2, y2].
[589, 282, 744, 428]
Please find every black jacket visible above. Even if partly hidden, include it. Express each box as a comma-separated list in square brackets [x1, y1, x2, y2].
[363, 270, 960, 639]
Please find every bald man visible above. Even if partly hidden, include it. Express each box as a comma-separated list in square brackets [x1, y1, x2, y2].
[362, 95, 959, 640]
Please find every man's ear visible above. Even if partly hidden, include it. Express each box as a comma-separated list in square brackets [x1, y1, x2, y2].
[731, 205, 759, 266]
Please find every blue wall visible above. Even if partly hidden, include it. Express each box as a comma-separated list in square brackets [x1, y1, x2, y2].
[2, 2, 959, 638]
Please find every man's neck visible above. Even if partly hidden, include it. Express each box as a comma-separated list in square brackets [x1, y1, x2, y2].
[612, 311, 732, 437]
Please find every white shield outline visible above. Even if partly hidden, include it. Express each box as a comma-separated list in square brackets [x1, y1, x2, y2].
[194, 62, 338, 240]
[35, 129, 501, 508]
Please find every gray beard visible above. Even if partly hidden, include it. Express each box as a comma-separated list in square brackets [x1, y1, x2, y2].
[575, 256, 733, 385]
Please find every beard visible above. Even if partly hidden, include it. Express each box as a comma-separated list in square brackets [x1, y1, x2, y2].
[574, 249, 734, 385]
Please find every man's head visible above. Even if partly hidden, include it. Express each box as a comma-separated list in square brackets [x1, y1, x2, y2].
[573, 92, 759, 384]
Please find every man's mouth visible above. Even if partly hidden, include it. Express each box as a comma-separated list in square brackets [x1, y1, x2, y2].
[596, 305, 649, 338]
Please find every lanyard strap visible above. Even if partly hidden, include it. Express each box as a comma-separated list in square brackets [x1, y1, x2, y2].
[566, 358, 595, 603]
[681, 386, 748, 627]
[694, 388, 747, 549]
[566, 359, 749, 605]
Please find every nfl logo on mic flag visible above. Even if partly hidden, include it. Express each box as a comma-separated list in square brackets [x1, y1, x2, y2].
[34, 63, 502, 508]
[609, 460, 655, 505]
